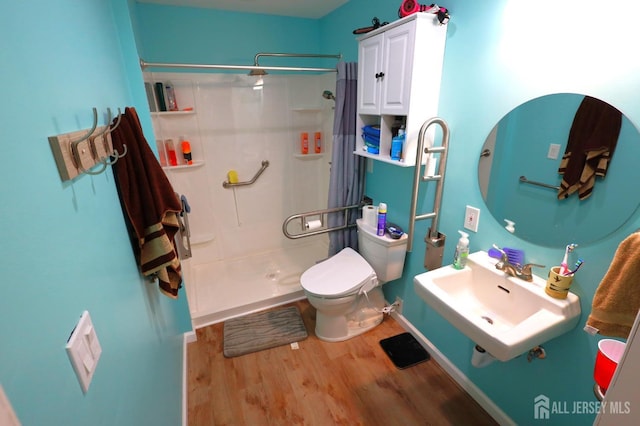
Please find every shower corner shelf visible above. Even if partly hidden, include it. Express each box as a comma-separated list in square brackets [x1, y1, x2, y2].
[151, 110, 196, 117]
[162, 160, 205, 171]
[294, 153, 323, 160]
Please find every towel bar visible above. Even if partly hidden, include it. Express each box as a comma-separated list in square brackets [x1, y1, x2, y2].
[519, 175, 560, 191]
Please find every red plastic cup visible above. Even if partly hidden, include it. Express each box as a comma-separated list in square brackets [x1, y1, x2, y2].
[594, 339, 626, 392]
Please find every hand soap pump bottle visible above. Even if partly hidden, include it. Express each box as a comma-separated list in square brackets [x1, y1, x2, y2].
[453, 230, 469, 270]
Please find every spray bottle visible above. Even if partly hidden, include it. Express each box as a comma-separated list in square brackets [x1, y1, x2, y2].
[453, 230, 469, 270]
[377, 202, 387, 236]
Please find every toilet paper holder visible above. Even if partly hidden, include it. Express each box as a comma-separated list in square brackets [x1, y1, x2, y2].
[282, 203, 364, 239]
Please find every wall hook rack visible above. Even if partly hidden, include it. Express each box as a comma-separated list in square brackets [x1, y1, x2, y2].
[48, 107, 127, 181]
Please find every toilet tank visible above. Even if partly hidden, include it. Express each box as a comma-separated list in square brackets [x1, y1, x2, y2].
[356, 219, 408, 282]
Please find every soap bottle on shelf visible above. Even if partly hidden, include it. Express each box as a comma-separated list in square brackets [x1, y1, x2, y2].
[165, 139, 178, 166]
[156, 140, 168, 166]
[181, 138, 193, 165]
[164, 81, 179, 111]
[453, 230, 470, 270]
[390, 125, 405, 161]
[314, 132, 322, 153]
[377, 202, 387, 236]
[301, 132, 309, 154]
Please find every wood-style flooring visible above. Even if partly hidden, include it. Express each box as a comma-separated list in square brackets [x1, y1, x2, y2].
[187, 300, 498, 425]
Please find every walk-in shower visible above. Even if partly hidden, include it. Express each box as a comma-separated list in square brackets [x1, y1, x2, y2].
[144, 55, 339, 328]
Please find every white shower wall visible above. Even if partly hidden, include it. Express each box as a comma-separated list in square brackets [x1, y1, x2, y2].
[147, 71, 336, 321]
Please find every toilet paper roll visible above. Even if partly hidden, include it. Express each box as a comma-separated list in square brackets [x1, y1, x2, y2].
[362, 205, 378, 229]
[305, 219, 322, 230]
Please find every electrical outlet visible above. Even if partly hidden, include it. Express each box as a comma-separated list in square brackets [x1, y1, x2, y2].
[394, 296, 403, 315]
[464, 205, 480, 232]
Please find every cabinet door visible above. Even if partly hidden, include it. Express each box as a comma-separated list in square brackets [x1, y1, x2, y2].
[358, 33, 384, 114]
[380, 22, 415, 115]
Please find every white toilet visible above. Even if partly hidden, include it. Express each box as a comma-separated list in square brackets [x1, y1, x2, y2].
[300, 218, 408, 342]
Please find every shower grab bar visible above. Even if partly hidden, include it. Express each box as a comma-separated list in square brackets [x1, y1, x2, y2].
[222, 160, 269, 188]
[519, 175, 560, 191]
[282, 204, 361, 239]
[407, 117, 451, 257]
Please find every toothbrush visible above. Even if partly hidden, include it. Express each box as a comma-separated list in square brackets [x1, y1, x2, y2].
[559, 243, 578, 275]
[565, 258, 584, 276]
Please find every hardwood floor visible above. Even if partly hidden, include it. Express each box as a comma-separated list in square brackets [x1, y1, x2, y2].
[187, 300, 498, 426]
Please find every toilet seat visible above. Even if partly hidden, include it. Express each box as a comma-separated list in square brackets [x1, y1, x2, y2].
[301, 247, 375, 297]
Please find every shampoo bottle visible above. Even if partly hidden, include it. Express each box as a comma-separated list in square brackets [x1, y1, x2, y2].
[181, 139, 193, 165]
[301, 132, 309, 154]
[390, 126, 405, 161]
[165, 139, 178, 166]
[377, 202, 387, 236]
[453, 230, 470, 270]
[314, 132, 322, 153]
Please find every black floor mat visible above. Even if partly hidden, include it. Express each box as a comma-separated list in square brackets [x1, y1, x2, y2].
[379, 332, 431, 369]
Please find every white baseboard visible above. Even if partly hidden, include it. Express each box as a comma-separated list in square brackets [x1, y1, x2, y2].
[182, 331, 196, 426]
[390, 311, 515, 426]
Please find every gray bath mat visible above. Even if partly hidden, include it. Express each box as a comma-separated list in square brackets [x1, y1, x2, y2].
[223, 306, 308, 357]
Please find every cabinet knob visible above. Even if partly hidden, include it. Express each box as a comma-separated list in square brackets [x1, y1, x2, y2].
[375, 72, 385, 79]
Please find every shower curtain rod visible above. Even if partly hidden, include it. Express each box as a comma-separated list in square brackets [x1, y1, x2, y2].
[140, 52, 341, 73]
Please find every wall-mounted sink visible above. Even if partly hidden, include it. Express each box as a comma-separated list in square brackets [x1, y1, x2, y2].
[414, 251, 581, 362]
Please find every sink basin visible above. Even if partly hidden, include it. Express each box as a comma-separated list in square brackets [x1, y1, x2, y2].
[414, 251, 581, 361]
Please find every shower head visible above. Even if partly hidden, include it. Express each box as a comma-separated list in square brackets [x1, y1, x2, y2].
[248, 68, 268, 76]
[322, 90, 335, 101]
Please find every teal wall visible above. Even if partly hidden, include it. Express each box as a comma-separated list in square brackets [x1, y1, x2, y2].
[0, 1, 191, 425]
[135, 3, 323, 69]
[135, 0, 640, 424]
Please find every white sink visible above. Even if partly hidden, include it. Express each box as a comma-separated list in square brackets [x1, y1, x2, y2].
[414, 251, 581, 362]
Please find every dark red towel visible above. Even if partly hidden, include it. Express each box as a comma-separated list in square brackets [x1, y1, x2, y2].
[110, 107, 183, 299]
[558, 96, 622, 200]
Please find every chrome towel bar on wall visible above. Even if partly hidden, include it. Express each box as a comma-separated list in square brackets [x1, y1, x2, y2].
[519, 175, 560, 191]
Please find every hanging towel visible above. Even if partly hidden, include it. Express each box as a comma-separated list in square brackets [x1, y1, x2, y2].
[110, 107, 183, 299]
[585, 232, 640, 339]
[557, 96, 622, 200]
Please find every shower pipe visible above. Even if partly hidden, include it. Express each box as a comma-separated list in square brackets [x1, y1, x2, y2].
[140, 52, 341, 73]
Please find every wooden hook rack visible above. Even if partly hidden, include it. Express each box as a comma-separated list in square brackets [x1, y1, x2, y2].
[48, 107, 125, 181]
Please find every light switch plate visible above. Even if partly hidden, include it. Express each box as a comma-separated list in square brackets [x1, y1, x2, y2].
[547, 143, 561, 160]
[464, 205, 480, 232]
[66, 311, 102, 393]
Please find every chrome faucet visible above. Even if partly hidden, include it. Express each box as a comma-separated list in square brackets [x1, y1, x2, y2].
[493, 247, 545, 282]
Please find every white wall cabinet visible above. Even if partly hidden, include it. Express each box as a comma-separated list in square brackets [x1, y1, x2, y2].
[356, 13, 447, 167]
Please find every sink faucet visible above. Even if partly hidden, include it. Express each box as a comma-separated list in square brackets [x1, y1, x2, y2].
[493, 247, 545, 282]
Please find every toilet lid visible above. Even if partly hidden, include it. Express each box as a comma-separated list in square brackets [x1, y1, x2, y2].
[301, 247, 375, 297]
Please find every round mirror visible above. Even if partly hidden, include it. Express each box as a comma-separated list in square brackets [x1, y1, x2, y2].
[478, 93, 640, 247]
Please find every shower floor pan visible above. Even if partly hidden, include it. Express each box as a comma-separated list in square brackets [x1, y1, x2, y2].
[190, 240, 328, 329]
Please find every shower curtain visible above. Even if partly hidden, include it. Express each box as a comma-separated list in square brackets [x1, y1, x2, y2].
[327, 62, 365, 256]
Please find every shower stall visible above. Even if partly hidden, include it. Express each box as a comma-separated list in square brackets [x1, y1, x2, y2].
[144, 56, 339, 328]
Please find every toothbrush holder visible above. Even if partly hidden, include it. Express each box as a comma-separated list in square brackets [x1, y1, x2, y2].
[545, 266, 574, 299]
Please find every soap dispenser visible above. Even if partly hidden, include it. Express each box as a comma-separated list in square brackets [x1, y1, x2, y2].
[453, 230, 469, 270]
